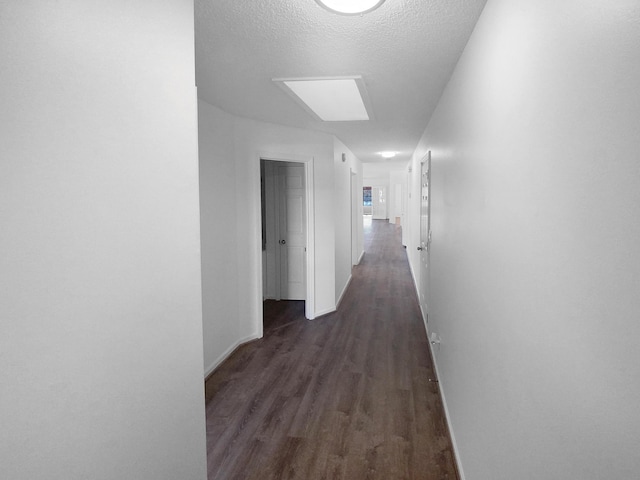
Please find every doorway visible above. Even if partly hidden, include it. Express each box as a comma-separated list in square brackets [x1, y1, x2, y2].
[363, 186, 372, 216]
[261, 158, 313, 327]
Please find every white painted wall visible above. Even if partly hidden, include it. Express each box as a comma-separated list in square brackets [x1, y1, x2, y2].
[0, 2, 207, 479]
[389, 170, 406, 224]
[334, 138, 364, 305]
[406, 1, 640, 478]
[363, 161, 390, 186]
[198, 101, 243, 376]
[198, 100, 338, 374]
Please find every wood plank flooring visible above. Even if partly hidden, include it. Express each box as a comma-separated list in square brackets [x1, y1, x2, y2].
[204, 219, 458, 480]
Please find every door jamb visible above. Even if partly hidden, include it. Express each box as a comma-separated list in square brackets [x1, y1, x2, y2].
[350, 170, 359, 266]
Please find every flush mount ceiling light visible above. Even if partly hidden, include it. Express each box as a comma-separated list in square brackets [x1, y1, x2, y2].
[314, 0, 386, 15]
[273, 76, 373, 121]
[379, 151, 397, 159]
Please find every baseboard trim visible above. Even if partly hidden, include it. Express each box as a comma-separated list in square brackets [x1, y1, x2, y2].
[411, 248, 465, 478]
[408, 253, 419, 299]
[424, 323, 466, 480]
[204, 334, 261, 379]
[313, 306, 336, 318]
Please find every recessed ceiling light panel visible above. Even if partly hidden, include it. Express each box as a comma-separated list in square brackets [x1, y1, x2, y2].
[273, 76, 373, 122]
[315, 0, 386, 15]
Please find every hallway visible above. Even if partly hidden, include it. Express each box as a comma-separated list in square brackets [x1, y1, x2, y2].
[205, 220, 457, 479]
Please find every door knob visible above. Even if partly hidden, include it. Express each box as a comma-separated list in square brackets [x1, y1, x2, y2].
[417, 246, 423, 251]
[279, 239, 286, 245]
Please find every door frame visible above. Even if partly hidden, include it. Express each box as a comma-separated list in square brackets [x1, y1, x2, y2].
[259, 153, 315, 321]
[350, 170, 359, 266]
[418, 151, 432, 322]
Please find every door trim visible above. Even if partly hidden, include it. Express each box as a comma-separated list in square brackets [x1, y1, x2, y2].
[259, 153, 315, 321]
[350, 170, 359, 266]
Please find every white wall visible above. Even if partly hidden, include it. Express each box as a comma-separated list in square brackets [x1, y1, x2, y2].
[0, 2, 207, 479]
[406, 1, 640, 479]
[389, 170, 406, 224]
[363, 165, 390, 196]
[198, 101, 242, 376]
[334, 138, 364, 304]
[198, 100, 338, 375]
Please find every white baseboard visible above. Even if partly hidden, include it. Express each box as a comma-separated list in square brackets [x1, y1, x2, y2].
[411, 253, 465, 478]
[357, 250, 365, 264]
[408, 256, 420, 299]
[204, 333, 261, 379]
[424, 322, 466, 480]
[313, 306, 336, 318]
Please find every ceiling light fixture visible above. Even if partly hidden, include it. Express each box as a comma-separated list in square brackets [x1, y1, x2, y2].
[379, 151, 397, 159]
[273, 76, 373, 122]
[314, 0, 386, 15]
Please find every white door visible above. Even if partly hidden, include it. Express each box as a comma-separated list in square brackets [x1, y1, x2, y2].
[278, 164, 306, 300]
[372, 186, 387, 219]
[418, 152, 432, 320]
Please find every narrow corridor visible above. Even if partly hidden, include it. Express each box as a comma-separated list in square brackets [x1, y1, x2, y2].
[205, 219, 457, 479]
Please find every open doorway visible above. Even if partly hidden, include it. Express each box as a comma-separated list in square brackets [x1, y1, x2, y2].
[363, 186, 372, 217]
[363, 185, 387, 220]
[261, 159, 311, 332]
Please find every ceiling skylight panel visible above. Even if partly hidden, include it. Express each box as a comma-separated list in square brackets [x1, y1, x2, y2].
[274, 77, 371, 122]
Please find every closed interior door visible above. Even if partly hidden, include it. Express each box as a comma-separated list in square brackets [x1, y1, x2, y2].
[419, 152, 431, 319]
[372, 186, 387, 220]
[278, 164, 306, 300]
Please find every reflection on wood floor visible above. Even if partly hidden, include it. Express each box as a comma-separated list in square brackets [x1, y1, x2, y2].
[205, 219, 458, 480]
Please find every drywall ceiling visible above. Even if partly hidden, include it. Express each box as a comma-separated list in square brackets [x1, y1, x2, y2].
[195, 0, 487, 163]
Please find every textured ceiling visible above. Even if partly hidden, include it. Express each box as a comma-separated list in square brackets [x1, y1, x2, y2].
[195, 0, 487, 163]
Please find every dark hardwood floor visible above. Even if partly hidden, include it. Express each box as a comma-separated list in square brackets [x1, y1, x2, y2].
[204, 219, 458, 480]
[262, 299, 306, 335]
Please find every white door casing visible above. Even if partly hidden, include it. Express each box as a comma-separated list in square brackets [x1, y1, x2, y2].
[351, 171, 359, 266]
